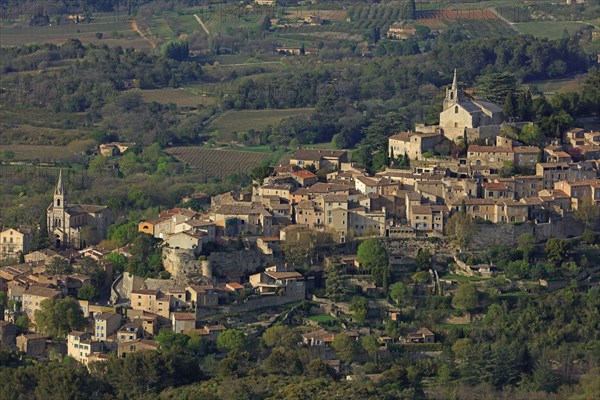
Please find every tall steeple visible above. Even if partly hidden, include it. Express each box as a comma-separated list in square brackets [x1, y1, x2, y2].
[452, 68, 458, 92]
[55, 170, 64, 195]
[54, 170, 65, 209]
[443, 69, 462, 110]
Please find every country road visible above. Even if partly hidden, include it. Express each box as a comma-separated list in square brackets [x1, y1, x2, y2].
[131, 20, 157, 48]
[489, 8, 520, 35]
[194, 14, 210, 35]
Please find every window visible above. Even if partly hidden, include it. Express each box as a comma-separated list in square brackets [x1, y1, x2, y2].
[455, 106, 458, 113]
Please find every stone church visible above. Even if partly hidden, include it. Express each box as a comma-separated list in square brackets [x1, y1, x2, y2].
[47, 171, 112, 249]
[438, 70, 505, 141]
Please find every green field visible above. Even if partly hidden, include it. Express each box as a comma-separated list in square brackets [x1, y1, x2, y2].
[307, 314, 338, 323]
[139, 87, 218, 108]
[0, 14, 150, 49]
[514, 21, 593, 39]
[207, 108, 315, 135]
[1, 144, 82, 162]
[165, 146, 270, 178]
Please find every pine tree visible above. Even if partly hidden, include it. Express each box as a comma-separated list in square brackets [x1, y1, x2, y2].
[503, 92, 517, 120]
[407, 0, 416, 20]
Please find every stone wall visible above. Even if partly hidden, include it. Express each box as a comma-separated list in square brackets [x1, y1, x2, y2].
[163, 248, 202, 280]
[208, 249, 275, 278]
[119, 272, 145, 301]
[472, 214, 584, 250]
[195, 293, 304, 318]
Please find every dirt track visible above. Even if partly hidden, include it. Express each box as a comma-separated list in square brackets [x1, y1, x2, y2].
[131, 20, 157, 48]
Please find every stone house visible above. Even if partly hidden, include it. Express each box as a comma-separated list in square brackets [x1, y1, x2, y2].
[301, 329, 335, 347]
[117, 339, 159, 358]
[467, 145, 514, 168]
[388, 131, 443, 161]
[16, 333, 47, 357]
[0, 321, 17, 350]
[67, 331, 103, 364]
[171, 312, 196, 333]
[481, 182, 511, 199]
[212, 203, 273, 236]
[512, 175, 543, 199]
[186, 285, 219, 308]
[0, 227, 32, 262]
[249, 265, 305, 296]
[94, 312, 122, 340]
[22, 285, 61, 323]
[289, 149, 348, 170]
[387, 23, 417, 40]
[290, 169, 319, 187]
[402, 328, 435, 343]
[513, 146, 540, 169]
[554, 179, 600, 208]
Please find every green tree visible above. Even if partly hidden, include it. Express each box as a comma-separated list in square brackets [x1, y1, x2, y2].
[103, 349, 200, 398]
[475, 73, 517, 105]
[350, 296, 369, 324]
[332, 333, 360, 364]
[127, 233, 163, 278]
[106, 252, 127, 274]
[154, 328, 190, 350]
[324, 260, 352, 301]
[356, 239, 390, 292]
[414, 248, 432, 270]
[360, 335, 380, 364]
[452, 283, 479, 313]
[575, 198, 600, 231]
[265, 347, 303, 375]
[517, 232, 536, 262]
[519, 123, 544, 146]
[545, 238, 569, 266]
[389, 281, 409, 306]
[503, 92, 517, 120]
[45, 256, 71, 275]
[446, 213, 477, 252]
[34, 297, 86, 339]
[262, 325, 300, 349]
[217, 329, 247, 353]
[15, 315, 30, 332]
[77, 285, 100, 301]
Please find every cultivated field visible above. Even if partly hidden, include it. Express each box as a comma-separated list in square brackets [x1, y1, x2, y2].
[207, 108, 315, 136]
[165, 147, 270, 178]
[1, 144, 81, 162]
[514, 21, 593, 39]
[416, 8, 514, 36]
[139, 88, 218, 108]
[0, 14, 151, 49]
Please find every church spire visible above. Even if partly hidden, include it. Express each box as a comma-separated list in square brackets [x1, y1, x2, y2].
[452, 68, 458, 91]
[443, 69, 462, 110]
[55, 170, 64, 196]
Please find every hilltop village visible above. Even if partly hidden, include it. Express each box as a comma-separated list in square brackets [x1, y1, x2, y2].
[1, 72, 599, 384]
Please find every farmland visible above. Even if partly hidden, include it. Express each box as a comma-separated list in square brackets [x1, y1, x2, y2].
[514, 21, 594, 40]
[207, 108, 315, 137]
[0, 144, 84, 163]
[0, 14, 151, 49]
[165, 147, 270, 178]
[416, 8, 515, 36]
[139, 88, 218, 108]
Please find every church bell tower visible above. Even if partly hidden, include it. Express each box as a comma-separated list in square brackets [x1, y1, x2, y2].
[443, 69, 463, 110]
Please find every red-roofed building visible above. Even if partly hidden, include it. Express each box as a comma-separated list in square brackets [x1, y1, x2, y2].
[290, 170, 319, 187]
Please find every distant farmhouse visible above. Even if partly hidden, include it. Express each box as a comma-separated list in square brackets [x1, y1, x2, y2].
[47, 171, 113, 249]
